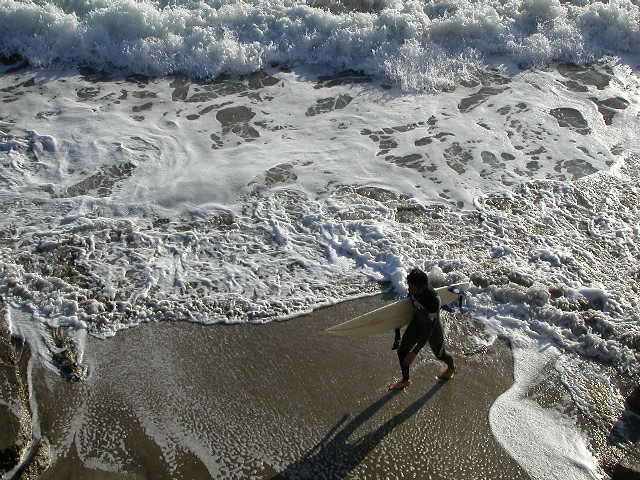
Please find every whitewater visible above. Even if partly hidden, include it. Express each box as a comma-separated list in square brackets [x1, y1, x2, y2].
[1, 0, 640, 478]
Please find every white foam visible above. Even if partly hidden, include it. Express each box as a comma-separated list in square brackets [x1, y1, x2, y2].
[490, 342, 602, 480]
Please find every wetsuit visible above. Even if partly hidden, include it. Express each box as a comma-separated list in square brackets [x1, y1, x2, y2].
[397, 287, 455, 381]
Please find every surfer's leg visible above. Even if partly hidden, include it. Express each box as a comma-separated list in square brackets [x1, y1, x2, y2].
[392, 328, 401, 350]
[397, 347, 412, 381]
[397, 322, 421, 380]
[389, 325, 419, 390]
[429, 318, 455, 371]
[389, 346, 413, 390]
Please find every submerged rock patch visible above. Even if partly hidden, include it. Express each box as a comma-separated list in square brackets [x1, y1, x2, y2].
[263, 163, 298, 186]
[306, 95, 352, 116]
[170, 71, 280, 103]
[63, 162, 136, 198]
[314, 69, 372, 89]
[550, 108, 590, 135]
[554, 158, 598, 180]
[444, 142, 474, 175]
[216, 106, 256, 125]
[384, 153, 427, 172]
[590, 97, 630, 126]
[558, 63, 612, 90]
[458, 86, 509, 113]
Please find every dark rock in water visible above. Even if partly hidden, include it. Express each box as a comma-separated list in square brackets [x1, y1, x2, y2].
[560, 80, 589, 93]
[598, 97, 631, 110]
[315, 69, 372, 89]
[458, 86, 509, 113]
[215, 106, 260, 140]
[79, 67, 112, 83]
[355, 186, 406, 202]
[625, 387, 640, 413]
[444, 142, 473, 175]
[126, 74, 150, 85]
[132, 102, 153, 112]
[200, 102, 232, 116]
[481, 151, 503, 168]
[243, 71, 280, 89]
[385, 153, 426, 172]
[64, 162, 136, 198]
[395, 203, 429, 223]
[0, 54, 29, 74]
[76, 86, 100, 100]
[554, 158, 598, 180]
[558, 63, 611, 90]
[549, 108, 590, 135]
[230, 123, 259, 140]
[392, 121, 424, 133]
[507, 270, 534, 288]
[210, 133, 223, 150]
[170, 71, 280, 103]
[36, 110, 61, 120]
[263, 163, 297, 186]
[470, 272, 490, 288]
[306, 95, 352, 116]
[415, 137, 432, 146]
[217, 106, 255, 125]
[6, 62, 29, 74]
[131, 91, 157, 99]
[51, 328, 87, 382]
[192, 82, 246, 101]
[590, 97, 630, 125]
[172, 85, 189, 101]
[170, 75, 190, 101]
[0, 54, 23, 65]
[0, 443, 20, 473]
[479, 69, 511, 86]
[186, 102, 234, 121]
[378, 136, 398, 150]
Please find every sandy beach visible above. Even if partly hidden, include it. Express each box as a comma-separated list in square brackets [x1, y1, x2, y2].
[1, 295, 532, 479]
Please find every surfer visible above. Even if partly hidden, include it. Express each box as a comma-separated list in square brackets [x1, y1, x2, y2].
[388, 268, 456, 390]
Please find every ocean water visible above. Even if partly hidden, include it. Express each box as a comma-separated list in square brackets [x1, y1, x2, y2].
[1, 0, 640, 478]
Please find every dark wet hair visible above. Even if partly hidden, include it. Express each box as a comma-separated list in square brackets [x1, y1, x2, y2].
[406, 268, 429, 288]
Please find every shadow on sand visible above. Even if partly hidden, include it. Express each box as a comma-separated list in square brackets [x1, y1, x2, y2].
[274, 381, 445, 479]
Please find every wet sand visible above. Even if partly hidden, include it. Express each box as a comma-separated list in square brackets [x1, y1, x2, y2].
[15, 295, 529, 479]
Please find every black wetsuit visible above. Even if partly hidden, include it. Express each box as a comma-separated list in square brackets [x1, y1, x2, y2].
[397, 287, 455, 381]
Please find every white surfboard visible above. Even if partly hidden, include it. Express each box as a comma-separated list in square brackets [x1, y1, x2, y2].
[326, 282, 469, 337]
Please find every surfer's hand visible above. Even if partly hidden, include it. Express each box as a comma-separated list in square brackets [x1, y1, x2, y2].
[403, 352, 416, 367]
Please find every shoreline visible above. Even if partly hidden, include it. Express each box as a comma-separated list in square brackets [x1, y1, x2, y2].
[3, 294, 533, 479]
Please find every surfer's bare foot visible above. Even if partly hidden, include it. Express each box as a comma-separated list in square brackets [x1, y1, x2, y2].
[437, 367, 456, 381]
[388, 380, 411, 391]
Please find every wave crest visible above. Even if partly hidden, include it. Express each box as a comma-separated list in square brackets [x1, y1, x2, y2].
[1, 0, 639, 90]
